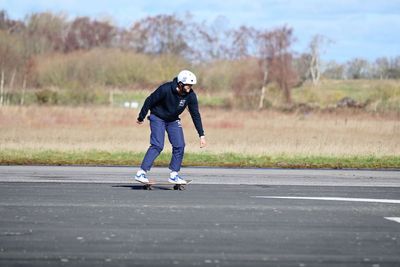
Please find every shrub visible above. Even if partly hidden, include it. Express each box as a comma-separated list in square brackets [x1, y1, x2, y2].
[35, 89, 59, 105]
[36, 49, 189, 89]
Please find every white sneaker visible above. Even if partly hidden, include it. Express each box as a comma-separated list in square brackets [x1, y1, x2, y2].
[168, 175, 187, 185]
[135, 173, 149, 184]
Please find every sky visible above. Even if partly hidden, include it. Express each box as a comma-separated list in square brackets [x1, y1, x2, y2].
[1, 0, 399, 63]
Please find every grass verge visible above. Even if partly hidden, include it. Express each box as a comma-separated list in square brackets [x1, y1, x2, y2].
[0, 149, 399, 169]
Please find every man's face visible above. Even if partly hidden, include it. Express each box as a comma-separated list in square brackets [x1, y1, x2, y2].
[182, 84, 193, 94]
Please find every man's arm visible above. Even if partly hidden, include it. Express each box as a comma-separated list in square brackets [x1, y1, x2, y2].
[188, 94, 206, 148]
[137, 86, 166, 123]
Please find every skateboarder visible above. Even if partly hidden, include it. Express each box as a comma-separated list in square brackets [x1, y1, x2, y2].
[135, 70, 206, 184]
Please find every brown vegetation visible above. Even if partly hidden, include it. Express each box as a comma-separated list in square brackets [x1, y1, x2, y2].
[1, 106, 398, 157]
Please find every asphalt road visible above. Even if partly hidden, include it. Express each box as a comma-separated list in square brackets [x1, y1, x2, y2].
[1, 166, 400, 266]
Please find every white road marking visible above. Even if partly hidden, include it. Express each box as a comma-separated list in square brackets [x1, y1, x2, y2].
[251, 196, 400, 204]
[384, 217, 400, 224]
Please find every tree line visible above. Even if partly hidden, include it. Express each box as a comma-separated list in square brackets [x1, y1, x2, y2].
[0, 10, 399, 107]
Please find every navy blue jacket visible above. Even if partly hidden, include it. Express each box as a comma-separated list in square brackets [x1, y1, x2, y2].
[137, 78, 205, 137]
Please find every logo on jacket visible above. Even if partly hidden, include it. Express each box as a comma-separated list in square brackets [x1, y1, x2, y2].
[179, 100, 186, 107]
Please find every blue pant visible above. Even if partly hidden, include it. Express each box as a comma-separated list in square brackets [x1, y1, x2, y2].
[141, 114, 185, 172]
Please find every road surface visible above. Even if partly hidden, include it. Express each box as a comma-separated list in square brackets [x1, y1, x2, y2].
[0, 166, 399, 266]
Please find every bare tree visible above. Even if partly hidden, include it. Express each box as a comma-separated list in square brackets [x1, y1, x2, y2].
[0, 10, 11, 30]
[195, 26, 220, 61]
[126, 14, 190, 57]
[256, 30, 270, 109]
[20, 57, 36, 105]
[0, 10, 24, 33]
[294, 53, 312, 85]
[0, 30, 25, 106]
[323, 60, 345, 79]
[64, 17, 116, 52]
[389, 56, 400, 79]
[24, 12, 69, 54]
[257, 26, 297, 107]
[220, 26, 298, 108]
[189, 18, 227, 62]
[382, 56, 400, 79]
[226, 26, 257, 60]
[308, 34, 331, 85]
[346, 58, 369, 79]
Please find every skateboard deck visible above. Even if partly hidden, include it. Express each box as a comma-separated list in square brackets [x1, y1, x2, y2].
[136, 179, 192, 190]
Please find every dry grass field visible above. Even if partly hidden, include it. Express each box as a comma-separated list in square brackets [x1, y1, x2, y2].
[1, 106, 399, 157]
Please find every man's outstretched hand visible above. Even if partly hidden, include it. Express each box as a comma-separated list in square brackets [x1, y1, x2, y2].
[200, 136, 207, 148]
[136, 119, 143, 125]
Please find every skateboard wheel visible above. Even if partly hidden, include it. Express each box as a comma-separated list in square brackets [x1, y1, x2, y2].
[174, 185, 185, 190]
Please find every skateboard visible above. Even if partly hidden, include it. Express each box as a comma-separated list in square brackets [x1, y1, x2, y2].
[136, 179, 192, 190]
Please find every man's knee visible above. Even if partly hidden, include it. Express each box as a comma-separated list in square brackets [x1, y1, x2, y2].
[173, 144, 185, 153]
[150, 144, 164, 153]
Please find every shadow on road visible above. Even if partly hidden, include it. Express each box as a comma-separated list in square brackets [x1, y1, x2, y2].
[112, 184, 172, 191]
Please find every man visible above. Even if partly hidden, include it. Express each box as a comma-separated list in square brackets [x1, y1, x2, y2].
[135, 70, 206, 184]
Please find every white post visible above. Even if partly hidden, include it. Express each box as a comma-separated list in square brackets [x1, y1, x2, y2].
[21, 75, 26, 106]
[109, 89, 114, 107]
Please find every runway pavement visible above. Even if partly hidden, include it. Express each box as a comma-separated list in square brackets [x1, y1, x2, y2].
[0, 166, 399, 266]
[0, 165, 399, 186]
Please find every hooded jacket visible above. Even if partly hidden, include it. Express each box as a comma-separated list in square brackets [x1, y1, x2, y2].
[137, 78, 204, 137]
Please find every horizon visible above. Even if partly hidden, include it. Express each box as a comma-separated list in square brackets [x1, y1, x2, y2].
[1, 0, 399, 63]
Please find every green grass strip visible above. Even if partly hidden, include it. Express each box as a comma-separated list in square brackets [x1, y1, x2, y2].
[0, 149, 399, 169]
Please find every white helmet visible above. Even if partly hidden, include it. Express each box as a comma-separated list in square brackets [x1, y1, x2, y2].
[177, 70, 197, 85]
